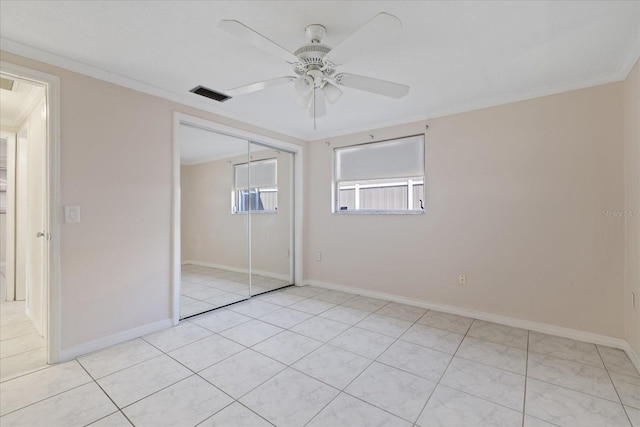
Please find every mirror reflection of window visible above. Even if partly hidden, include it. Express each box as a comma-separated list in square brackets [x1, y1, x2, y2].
[232, 158, 278, 214]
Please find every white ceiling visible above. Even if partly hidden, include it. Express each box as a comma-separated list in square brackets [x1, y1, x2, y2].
[1, 1, 638, 141]
[179, 124, 268, 165]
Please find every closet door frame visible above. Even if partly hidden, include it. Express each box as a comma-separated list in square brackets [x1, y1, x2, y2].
[171, 112, 304, 325]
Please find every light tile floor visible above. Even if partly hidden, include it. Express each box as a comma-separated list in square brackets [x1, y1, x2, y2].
[180, 264, 291, 318]
[1, 285, 639, 426]
[0, 272, 47, 381]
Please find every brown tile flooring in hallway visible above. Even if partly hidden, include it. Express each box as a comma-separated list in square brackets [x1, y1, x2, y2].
[1, 285, 639, 426]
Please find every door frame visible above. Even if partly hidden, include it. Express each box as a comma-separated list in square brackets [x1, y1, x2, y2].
[1, 61, 62, 364]
[171, 112, 304, 325]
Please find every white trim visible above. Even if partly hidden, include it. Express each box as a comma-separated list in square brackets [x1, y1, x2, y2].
[0, 61, 61, 364]
[171, 112, 304, 325]
[1, 131, 17, 302]
[623, 343, 640, 374]
[171, 115, 181, 326]
[182, 260, 291, 283]
[304, 279, 640, 372]
[58, 319, 173, 362]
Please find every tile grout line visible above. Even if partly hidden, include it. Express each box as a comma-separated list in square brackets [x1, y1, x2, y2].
[415, 317, 535, 423]
[342, 302, 442, 424]
[234, 294, 395, 425]
[75, 361, 136, 427]
[302, 302, 423, 426]
[182, 292, 359, 425]
[7, 284, 633, 426]
[521, 330, 530, 427]
[0, 363, 50, 384]
[413, 315, 473, 426]
[253, 293, 371, 426]
[195, 400, 276, 427]
[75, 327, 241, 422]
[192, 291, 358, 426]
[595, 344, 635, 427]
[162, 333, 278, 426]
[0, 375, 92, 418]
[255, 295, 533, 424]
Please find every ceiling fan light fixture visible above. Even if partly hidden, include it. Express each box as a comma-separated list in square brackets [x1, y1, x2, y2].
[219, 12, 408, 127]
[294, 75, 313, 95]
[296, 91, 312, 107]
[322, 81, 343, 104]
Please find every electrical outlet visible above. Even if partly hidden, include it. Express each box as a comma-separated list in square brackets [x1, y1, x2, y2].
[285, 248, 290, 258]
[458, 274, 466, 286]
[316, 252, 322, 262]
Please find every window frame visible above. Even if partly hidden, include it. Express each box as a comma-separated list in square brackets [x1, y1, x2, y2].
[332, 134, 426, 215]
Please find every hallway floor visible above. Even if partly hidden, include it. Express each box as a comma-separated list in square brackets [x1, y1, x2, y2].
[0, 272, 47, 381]
[1, 285, 638, 426]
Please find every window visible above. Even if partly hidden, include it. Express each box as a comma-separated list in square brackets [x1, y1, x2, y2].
[334, 135, 425, 214]
[232, 158, 277, 213]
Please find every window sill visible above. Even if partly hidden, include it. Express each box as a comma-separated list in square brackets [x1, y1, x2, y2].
[232, 211, 278, 215]
[332, 210, 425, 215]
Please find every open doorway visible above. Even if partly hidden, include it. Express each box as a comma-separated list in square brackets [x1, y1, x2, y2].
[1, 62, 61, 378]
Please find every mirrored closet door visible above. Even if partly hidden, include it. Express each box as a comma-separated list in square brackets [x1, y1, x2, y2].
[178, 124, 294, 319]
[248, 142, 294, 296]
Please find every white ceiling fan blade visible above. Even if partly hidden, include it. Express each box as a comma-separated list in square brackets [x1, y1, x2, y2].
[309, 89, 326, 118]
[219, 20, 300, 63]
[326, 12, 402, 65]
[335, 73, 409, 99]
[322, 81, 343, 104]
[225, 76, 295, 97]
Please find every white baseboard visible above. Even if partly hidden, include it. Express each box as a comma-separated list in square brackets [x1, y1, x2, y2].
[304, 279, 640, 373]
[623, 342, 640, 373]
[182, 260, 291, 282]
[58, 318, 173, 362]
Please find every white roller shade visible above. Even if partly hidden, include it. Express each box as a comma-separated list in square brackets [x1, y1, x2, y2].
[234, 158, 277, 189]
[335, 135, 424, 181]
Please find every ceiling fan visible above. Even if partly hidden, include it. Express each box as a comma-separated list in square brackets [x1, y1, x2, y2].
[219, 13, 409, 125]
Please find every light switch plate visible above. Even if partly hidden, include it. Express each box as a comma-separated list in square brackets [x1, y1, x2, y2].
[64, 205, 81, 223]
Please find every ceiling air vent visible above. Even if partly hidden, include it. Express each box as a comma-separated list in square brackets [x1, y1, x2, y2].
[190, 85, 231, 102]
[0, 77, 16, 91]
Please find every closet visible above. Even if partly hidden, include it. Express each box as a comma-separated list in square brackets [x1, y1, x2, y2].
[179, 124, 294, 319]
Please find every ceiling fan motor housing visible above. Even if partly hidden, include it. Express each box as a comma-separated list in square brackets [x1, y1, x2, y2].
[293, 24, 336, 85]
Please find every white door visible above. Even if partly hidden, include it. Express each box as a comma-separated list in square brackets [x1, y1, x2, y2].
[24, 97, 47, 336]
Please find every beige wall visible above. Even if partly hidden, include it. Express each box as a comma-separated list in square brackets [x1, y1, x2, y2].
[306, 83, 626, 338]
[624, 59, 640, 355]
[1, 47, 636, 357]
[181, 149, 292, 279]
[0, 51, 303, 353]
